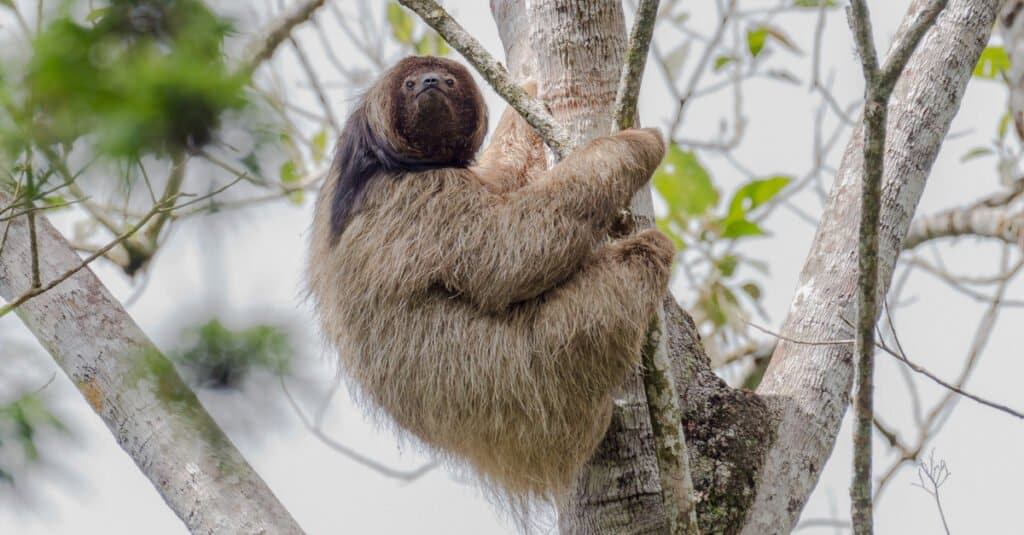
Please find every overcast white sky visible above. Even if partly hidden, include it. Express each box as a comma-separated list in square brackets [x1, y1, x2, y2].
[1, 1, 1022, 534]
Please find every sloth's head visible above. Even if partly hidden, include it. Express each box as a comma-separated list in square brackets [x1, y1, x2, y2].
[327, 56, 488, 239]
[365, 56, 487, 166]
[386, 56, 487, 164]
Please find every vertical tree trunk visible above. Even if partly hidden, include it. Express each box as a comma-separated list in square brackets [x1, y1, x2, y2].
[742, 1, 1000, 532]
[490, 1, 999, 534]
[491, 3, 771, 533]
[494, 4, 667, 531]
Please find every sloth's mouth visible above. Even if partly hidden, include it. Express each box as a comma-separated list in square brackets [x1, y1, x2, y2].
[415, 86, 446, 99]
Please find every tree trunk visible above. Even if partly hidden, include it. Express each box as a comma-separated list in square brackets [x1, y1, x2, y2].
[0, 192, 304, 534]
[491, 0, 999, 533]
[743, 1, 1000, 533]
[491, 3, 770, 534]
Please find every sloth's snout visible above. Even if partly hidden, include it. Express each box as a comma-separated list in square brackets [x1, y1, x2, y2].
[420, 72, 441, 88]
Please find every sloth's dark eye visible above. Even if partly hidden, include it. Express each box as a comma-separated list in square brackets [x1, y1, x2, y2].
[445, 78, 455, 87]
[405, 80, 415, 89]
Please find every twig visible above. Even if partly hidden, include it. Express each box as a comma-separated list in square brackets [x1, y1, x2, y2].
[670, 0, 736, 136]
[288, 35, 342, 133]
[876, 342, 1023, 420]
[913, 452, 952, 535]
[747, 316, 1023, 420]
[240, 0, 327, 71]
[142, 152, 187, 245]
[640, 315, 699, 535]
[0, 198, 169, 318]
[278, 375, 437, 481]
[396, 0, 573, 157]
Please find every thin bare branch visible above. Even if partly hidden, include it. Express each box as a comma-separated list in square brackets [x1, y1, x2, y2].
[0, 199, 167, 318]
[279, 376, 437, 481]
[241, 0, 327, 71]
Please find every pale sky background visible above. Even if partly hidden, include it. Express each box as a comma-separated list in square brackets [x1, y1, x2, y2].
[1, 1, 1022, 534]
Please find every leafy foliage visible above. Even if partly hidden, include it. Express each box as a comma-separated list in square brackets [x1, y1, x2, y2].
[746, 25, 799, 58]
[0, 391, 66, 483]
[20, 0, 247, 156]
[386, 1, 450, 56]
[173, 319, 293, 390]
[653, 143, 790, 338]
[973, 46, 1010, 80]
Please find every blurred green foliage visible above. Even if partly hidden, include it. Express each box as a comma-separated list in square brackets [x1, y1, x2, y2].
[653, 142, 791, 332]
[386, 1, 450, 56]
[10, 0, 247, 157]
[745, 25, 799, 59]
[974, 45, 1010, 80]
[173, 319, 293, 390]
[0, 390, 66, 483]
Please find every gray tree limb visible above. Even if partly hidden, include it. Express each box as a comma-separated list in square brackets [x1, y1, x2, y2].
[904, 202, 1024, 249]
[0, 3, 332, 531]
[0, 191, 304, 534]
[744, 1, 1000, 533]
[491, 3, 771, 534]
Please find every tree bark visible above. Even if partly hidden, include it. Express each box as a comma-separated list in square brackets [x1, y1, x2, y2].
[491, 1, 998, 534]
[491, 3, 770, 534]
[0, 192, 304, 533]
[743, 1, 1000, 533]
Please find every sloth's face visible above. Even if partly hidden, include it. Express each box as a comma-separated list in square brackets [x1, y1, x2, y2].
[388, 57, 485, 165]
[401, 67, 461, 127]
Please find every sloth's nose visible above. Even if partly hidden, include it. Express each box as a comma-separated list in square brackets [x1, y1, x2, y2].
[421, 73, 441, 87]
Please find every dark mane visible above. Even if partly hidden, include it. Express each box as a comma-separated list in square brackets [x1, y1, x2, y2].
[327, 102, 450, 241]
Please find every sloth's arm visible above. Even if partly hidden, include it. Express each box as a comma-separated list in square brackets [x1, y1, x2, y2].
[441, 128, 665, 312]
[473, 101, 546, 192]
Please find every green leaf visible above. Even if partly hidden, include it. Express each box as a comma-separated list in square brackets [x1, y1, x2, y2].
[721, 219, 765, 239]
[312, 128, 328, 163]
[741, 282, 762, 301]
[717, 255, 739, 277]
[974, 46, 1010, 80]
[653, 144, 718, 218]
[656, 218, 687, 250]
[241, 152, 262, 176]
[714, 56, 737, 71]
[748, 25, 800, 58]
[435, 34, 450, 56]
[727, 175, 791, 219]
[288, 190, 304, 205]
[387, 2, 414, 44]
[415, 35, 433, 55]
[961, 147, 994, 162]
[747, 28, 768, 57]
[279, 160, 299, 184]
[86, 7, 110, 23]
[42, 195, 68, 207]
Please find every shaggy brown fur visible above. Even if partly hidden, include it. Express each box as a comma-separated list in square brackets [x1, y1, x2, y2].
[307, 56, 673, 501]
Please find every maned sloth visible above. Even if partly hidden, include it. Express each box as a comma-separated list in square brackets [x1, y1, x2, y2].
[307, 56, 673, 501]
